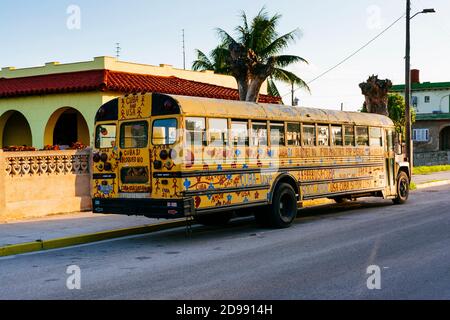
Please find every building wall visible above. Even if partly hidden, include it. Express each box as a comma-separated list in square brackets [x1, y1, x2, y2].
[411, 90, 450, 114]
[0, 92, 106, 149]
[0, 150, 91, 221]
[413, 119, 450, 152]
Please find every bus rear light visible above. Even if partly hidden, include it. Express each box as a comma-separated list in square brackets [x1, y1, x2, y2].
[104, 162, 112, 171]
[153, 160, 163, 170]
[93, 153, 101, 163]
[101, 153, 108, 162]
[169, 149, 177, 160]
[160, 150, 169, 160]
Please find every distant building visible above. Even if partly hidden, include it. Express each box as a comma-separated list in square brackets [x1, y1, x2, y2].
[0, 56, 279, 149]
[390, 69, 450, 166]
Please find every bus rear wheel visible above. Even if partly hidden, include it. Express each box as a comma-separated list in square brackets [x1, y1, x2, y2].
[256, 183, 297, 228]
[194, 212, 233, 226]
[393, 172, 410, 205]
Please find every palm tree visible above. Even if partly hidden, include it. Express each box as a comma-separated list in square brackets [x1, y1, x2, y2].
[192, 8, 309, 103]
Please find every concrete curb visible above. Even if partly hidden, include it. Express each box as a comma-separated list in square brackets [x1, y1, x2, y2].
[0, 220, 186, 257]
[415, 179, 450, 190]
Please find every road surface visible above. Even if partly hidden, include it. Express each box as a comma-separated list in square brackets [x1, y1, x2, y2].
[1, 185, 449, 300]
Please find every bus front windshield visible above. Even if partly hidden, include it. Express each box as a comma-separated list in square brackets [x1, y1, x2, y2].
[152, 119, 177, 145]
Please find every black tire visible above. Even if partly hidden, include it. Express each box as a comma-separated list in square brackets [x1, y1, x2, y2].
[257, 183, 298, 229]
[393, 171, 410, 205]
[194, 212, 233, 226]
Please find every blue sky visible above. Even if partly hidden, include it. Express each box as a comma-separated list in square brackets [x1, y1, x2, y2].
[1, 0, 450, 110]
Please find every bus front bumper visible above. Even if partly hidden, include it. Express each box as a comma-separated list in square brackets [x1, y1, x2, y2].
[92, 198, 195, 219]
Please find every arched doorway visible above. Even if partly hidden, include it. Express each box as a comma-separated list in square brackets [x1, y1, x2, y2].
[0, 111, 32, 148]
[440, 126, 450, 151]
[44, 107, 90, 147]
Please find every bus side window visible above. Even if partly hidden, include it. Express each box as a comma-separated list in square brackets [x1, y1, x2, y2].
[356, 126, 369, 146]
[287, 123, 301, 146]
[344, 125, 355, 146]
[270, 123, 285, 147]
[332, 125, 343, 146]
[231, 121, 249, 147]
[251, 122, 268, 146]
[208, 118, 228, 146]
[370, 127, 383, 147]
[186, 117, 206, 146]
[317, 125, 329, 146]
[387, 129, 394, 152]
[303, 125, 316, 146]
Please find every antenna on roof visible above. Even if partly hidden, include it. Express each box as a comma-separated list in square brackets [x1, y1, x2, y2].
[182, 29, 186, 70]
[116, 43, 121, 60]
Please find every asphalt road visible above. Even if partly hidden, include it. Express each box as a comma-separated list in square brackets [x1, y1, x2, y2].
[1, 185, 450, 300]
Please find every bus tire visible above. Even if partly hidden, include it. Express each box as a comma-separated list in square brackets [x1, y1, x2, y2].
[194, 212, 233, 226]
[265, 183, 298, 228]
[393, 171, 410, 205]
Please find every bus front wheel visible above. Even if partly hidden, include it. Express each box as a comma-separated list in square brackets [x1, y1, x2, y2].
[393, 172, 410, 205]
[256, 183, 297, 228]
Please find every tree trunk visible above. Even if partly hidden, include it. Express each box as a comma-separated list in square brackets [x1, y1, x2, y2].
[246, 77, 265, 102]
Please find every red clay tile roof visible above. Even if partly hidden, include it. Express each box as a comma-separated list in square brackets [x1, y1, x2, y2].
[0, 69, 282, 104]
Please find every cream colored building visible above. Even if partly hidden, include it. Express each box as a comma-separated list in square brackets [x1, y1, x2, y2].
[0, 56, 273, 150]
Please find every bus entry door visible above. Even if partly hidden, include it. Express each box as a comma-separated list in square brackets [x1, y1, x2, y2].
[118, 121, 152, 197]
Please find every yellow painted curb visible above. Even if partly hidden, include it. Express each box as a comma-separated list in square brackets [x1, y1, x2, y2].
[0, 220, 187, 257]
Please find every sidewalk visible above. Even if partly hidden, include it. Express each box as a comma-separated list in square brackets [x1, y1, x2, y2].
[1, 171, 450, 253]
[0, 213, 162, 248]
[412, 170, 450, 185]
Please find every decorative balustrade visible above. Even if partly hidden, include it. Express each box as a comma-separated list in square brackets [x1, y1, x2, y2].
[3, 150, 91, 177]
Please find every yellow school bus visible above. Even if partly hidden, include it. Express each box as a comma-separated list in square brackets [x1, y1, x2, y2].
[92, 93, 411, 228]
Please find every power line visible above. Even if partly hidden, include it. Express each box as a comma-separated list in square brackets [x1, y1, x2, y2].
[284, 13, 406, 98]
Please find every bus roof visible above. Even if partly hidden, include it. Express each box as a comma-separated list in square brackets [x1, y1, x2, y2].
[169, 94, 394, 127]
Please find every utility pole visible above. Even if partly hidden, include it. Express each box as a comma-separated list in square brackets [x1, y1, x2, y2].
[182, 29, 186, 70]
[405, 0, 412, 167]
[405, 2, 435, 168]
[341, 103, 344, 111]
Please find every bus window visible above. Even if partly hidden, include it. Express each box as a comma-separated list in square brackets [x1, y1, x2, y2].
[208, 118, 228, 146]
[231, 121, 249, 146]
[270, 123, 285, 146]
[287, 123, 301, 146]
[303, 125, 316, 146]
[152, 119, 177, 145]
[370, 127, 383, 147]
[332, 126, 343, 146]
[95, 124, 116, 149]
[356, 126, 369, 146]
[318, 125, 329, 146]
[344, 126, 355, 146]
[387, 129, 394, 152]
[120, 121, 148, 149]
[186, 117, 206, 146]
[251, 122, 268, 146]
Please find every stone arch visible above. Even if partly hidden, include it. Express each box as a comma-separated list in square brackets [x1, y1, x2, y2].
[0, 110, 33, 148]
[44, 107, 90, 147]
[440, 126, 450, 151]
